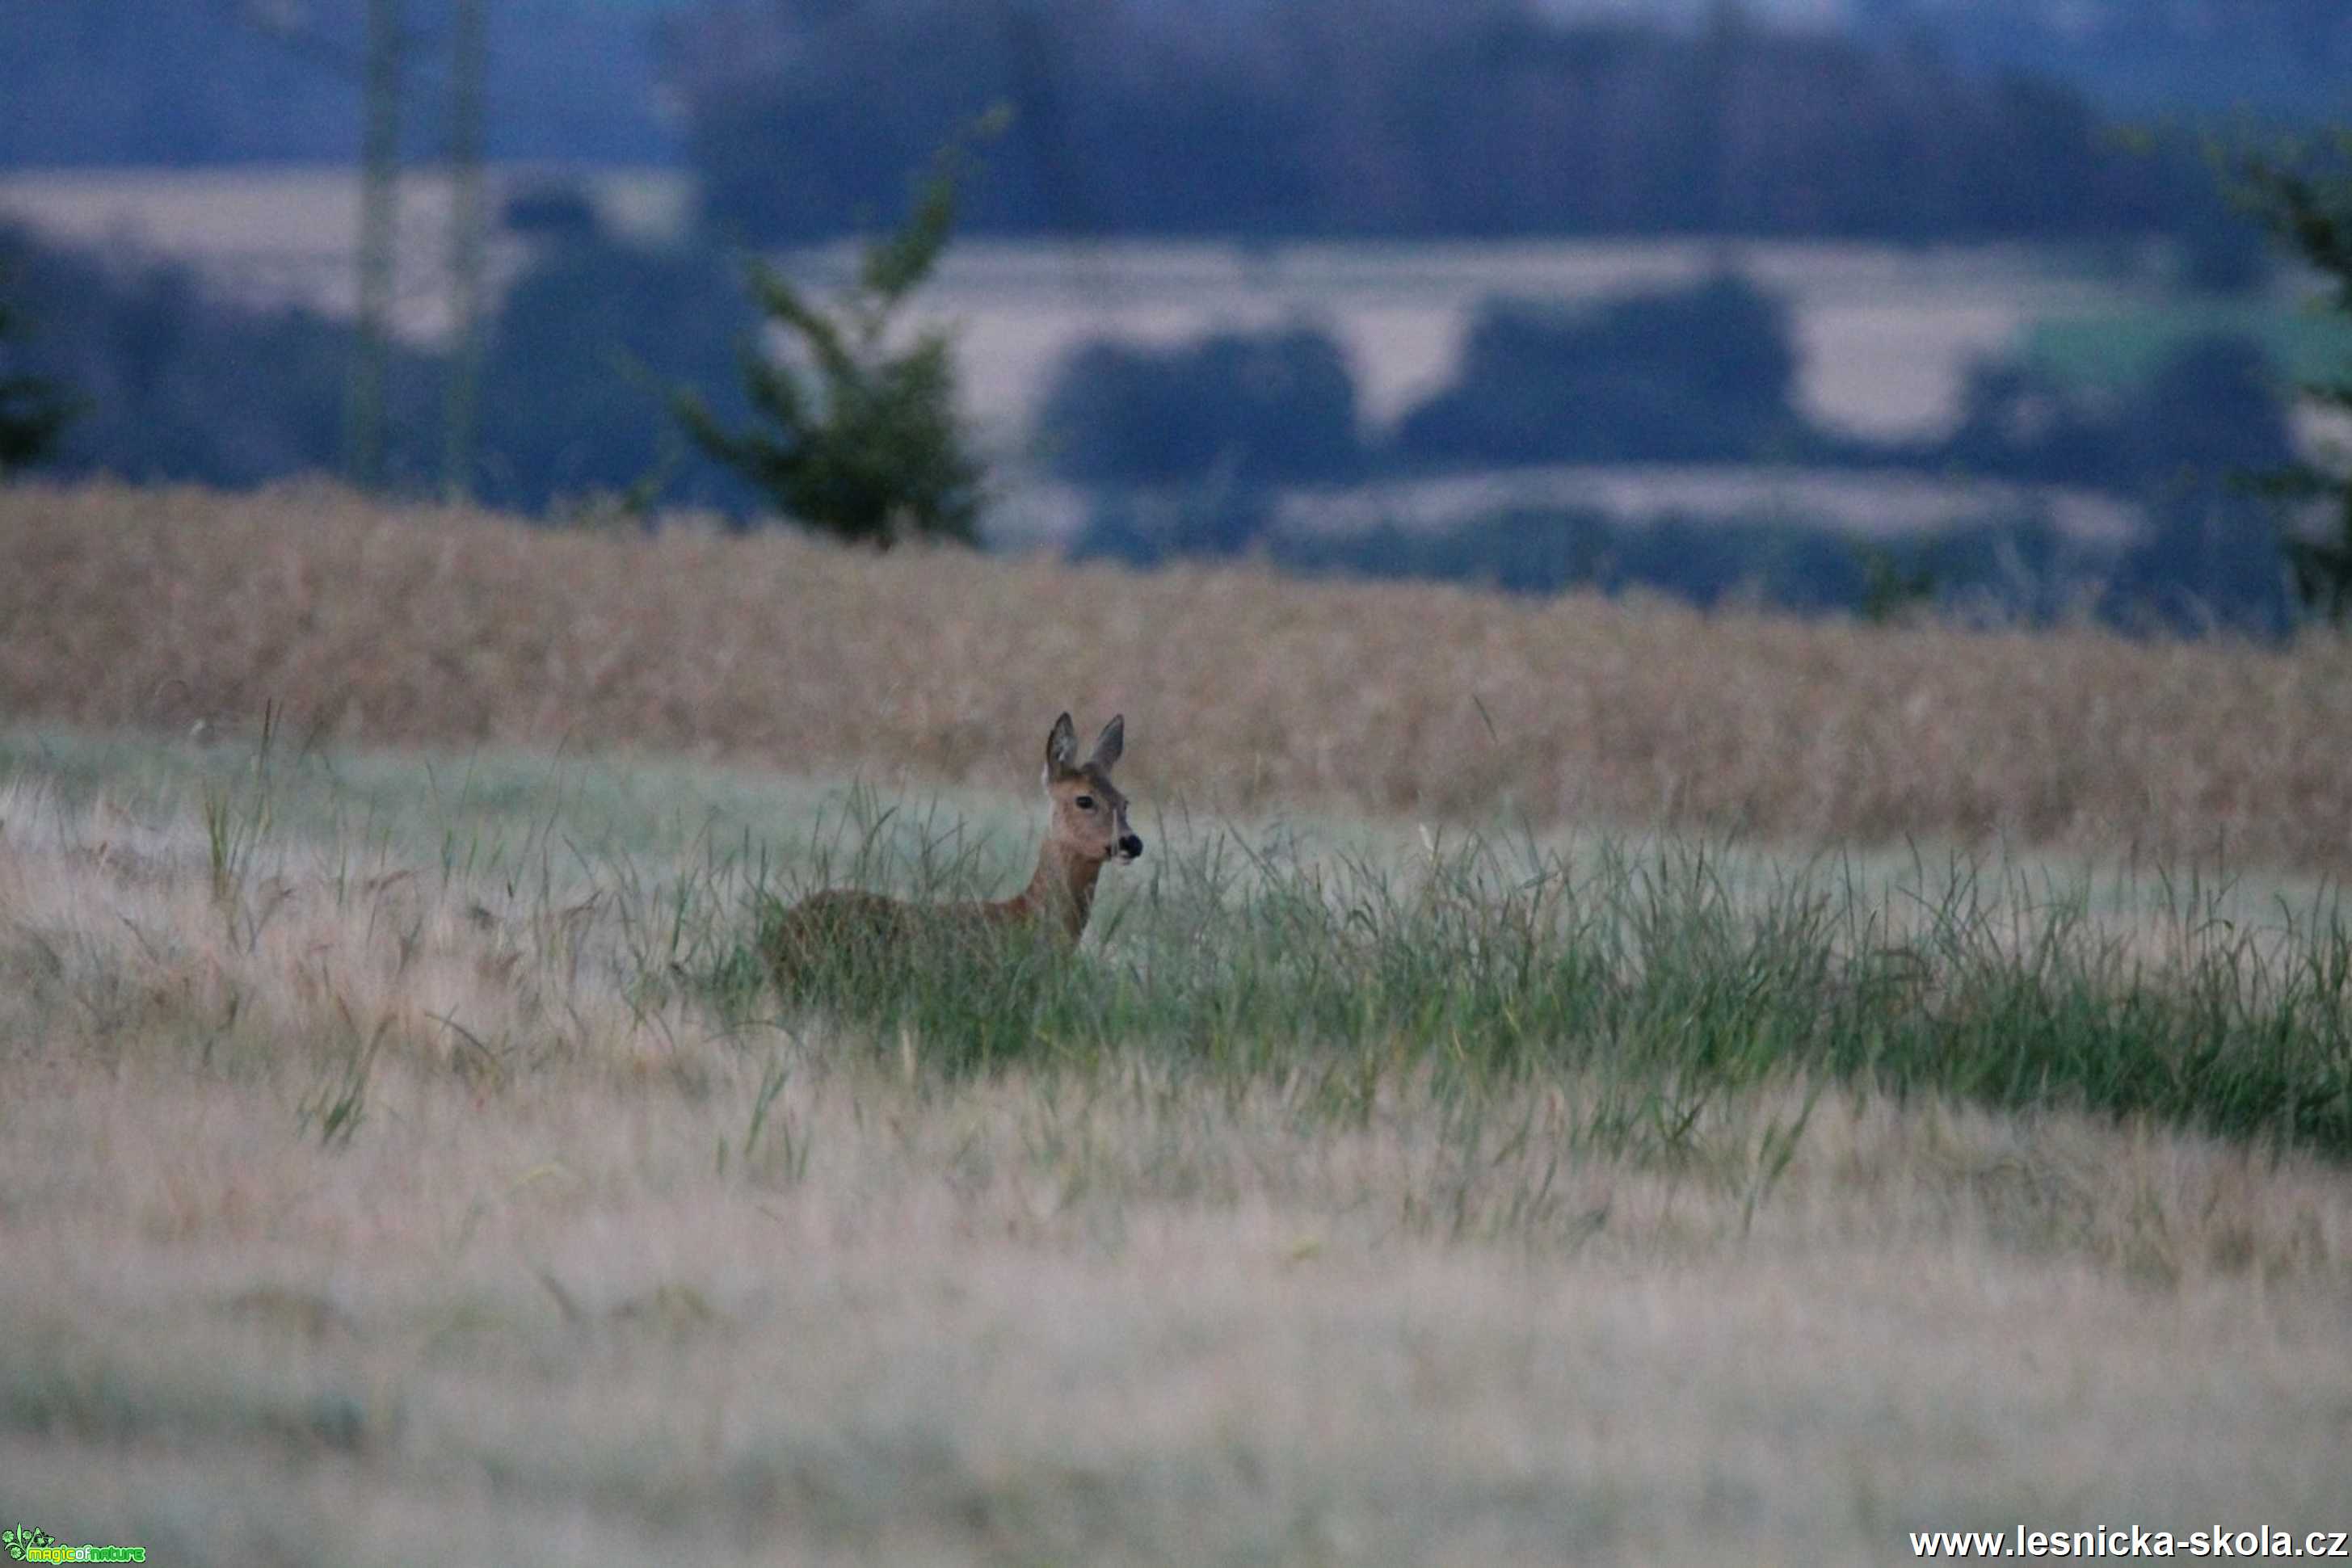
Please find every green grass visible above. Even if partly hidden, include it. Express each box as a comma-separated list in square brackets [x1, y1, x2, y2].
[2023, 297, 2352, 393]
[11, 723, 2350, 1166]
[700, 811, 2352, 1164]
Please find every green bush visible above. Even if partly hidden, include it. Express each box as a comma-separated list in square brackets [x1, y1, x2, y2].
[0, 224, 437, 490]
[0, 267, 75, 476]
[1036, 326, 1362, 486]
[2226, 130, 2352, 625]
[1391, 275, 1812, 466]
[676, 124, 996, 545]
[474, 235, 755, 515]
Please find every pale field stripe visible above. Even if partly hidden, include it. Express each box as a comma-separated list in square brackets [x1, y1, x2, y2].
[0, 169, 2113, 437]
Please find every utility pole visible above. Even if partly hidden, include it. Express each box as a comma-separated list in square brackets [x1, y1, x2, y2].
[442, 0, 489, 502]
[347, 0, 404, 493]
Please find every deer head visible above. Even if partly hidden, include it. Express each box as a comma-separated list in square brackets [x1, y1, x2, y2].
[1042, 712, 1142, 866]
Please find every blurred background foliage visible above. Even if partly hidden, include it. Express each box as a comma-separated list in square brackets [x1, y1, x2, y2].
[2, 0, 2347, 633]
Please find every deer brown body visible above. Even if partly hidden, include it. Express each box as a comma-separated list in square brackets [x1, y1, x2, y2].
[763, 713, 1142, 982]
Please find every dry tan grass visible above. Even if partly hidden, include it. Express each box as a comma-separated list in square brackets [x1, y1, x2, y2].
[3, 756, 2349, 1564]
[7, 480, 2352, 875]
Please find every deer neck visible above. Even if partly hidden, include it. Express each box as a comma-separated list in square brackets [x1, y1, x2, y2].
[1004, 838, 1105, 945]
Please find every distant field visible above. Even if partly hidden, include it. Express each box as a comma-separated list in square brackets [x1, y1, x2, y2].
[6, 481, 2352, 874]
[0, 164, 689, 343]
[911, 234, 2088, 441]
[3, 727, 2348, 1563]
[2026, 296, 2352, 391]
[0, 166, 2119, 440]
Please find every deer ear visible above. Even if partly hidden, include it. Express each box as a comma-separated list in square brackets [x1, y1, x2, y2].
[1045, 712, 1078, 778]
[1088, 714, 1125, 771]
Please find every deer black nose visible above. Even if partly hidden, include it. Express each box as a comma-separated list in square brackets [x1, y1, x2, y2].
[1119, 833, 1145, 860]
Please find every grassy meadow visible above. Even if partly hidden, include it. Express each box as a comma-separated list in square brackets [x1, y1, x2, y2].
[4, 485, 2352, 1562]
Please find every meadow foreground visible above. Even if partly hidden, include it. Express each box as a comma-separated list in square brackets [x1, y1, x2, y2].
[2, 730, 2347, 1565]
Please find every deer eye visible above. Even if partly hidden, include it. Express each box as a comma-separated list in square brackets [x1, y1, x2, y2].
[1074, 794, 1096, 809]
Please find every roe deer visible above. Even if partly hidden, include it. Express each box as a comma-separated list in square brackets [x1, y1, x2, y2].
[762, 713, 1143, 982]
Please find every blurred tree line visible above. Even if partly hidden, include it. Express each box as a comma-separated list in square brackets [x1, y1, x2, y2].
[0, 224, 440, 488]
[1390, 279, 1814, 466]
[4, 0, 2342, 633]
[0, 276, 75, 474]
[0, 0, 675, 165]
[1048, 275, 2304, 636]
[6, 1, 2340, 177]
[666, 0, 2249, 253]
[0, 214, 755, 513]
[0, 199, 2312, 632]
[1854, 0, 2351, 120]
